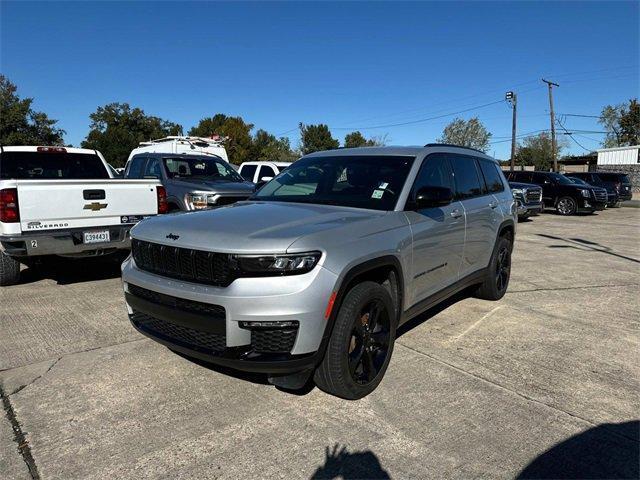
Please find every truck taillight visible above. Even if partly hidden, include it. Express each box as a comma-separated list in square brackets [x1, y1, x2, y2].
[0, 188, 19, 223]
[156, 186, 168, 214]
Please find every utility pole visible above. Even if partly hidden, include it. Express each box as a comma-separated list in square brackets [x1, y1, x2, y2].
[506, 91, 517, 171]
[542, 78, 559, 172]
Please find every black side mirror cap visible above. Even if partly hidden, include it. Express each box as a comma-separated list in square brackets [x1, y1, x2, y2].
[415, 186, 454, 209]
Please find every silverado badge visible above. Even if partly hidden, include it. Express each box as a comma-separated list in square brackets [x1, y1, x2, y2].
[83, 202, 108, 211]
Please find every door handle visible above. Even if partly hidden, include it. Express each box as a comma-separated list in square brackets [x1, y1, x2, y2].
[450, 209, 463, 218]
[489, 201, 498, 209]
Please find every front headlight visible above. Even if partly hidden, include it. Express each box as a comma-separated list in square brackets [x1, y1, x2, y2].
[186, 193, 214, 210]
[511, 188, 524, 198]
[580, 189, 590, 198]
[234, 252, 321, 276]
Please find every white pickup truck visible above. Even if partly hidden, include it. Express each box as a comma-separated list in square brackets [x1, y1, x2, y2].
[0, 146, 167, 286]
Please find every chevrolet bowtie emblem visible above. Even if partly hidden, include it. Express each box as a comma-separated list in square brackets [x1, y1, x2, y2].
[83, 202, 108, 211]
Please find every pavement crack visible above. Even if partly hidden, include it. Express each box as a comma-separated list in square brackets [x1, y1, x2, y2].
[396, 342, 639, 444]
[9, 357, 62, 397]
[0, 384, 41, 479]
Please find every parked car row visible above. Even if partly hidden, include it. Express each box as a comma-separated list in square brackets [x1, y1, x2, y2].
[505, 170, 633, 219]
[1, 140, 634, 400]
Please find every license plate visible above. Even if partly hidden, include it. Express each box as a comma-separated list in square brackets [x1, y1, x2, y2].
[83, 230, 110, 244]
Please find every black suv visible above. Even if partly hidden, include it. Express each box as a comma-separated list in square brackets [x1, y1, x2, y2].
[566, 172, 632, 204]
[506, 171, 607, 215]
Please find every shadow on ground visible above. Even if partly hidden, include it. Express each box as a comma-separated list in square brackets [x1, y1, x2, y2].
[17, 254, 126, 285]
[537, 234, 640, 264]
[311, 444, 390, 479]
[518, 420, 640, 479]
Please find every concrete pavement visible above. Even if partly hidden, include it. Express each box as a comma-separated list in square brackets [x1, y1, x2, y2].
[1, 208, 639, 479]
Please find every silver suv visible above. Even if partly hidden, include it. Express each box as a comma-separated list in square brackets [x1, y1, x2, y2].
[121, 145, 516, 399]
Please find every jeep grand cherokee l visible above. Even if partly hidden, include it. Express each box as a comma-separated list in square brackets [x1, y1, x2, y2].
[121, 145, 516, 399]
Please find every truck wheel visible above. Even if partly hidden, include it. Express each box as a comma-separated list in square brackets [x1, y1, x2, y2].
[556, 197, 577, 215]
[475, 235, 512, 301]
[314, 281, 396, 400]
[0, 251, 21, 286]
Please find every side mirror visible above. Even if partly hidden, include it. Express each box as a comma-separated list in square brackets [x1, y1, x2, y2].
[415, 186, 453, 209]
[260, 176, 273, 182]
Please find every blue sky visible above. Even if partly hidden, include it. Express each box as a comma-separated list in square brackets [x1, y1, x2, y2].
[1, 1, 638, 159]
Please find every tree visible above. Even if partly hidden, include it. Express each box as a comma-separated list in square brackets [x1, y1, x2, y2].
[343, 131, 387, 148]
[188, 114, 254, 164]
[251, 129, 298, 162]
[515, 132, 567, 170]
[187, 114, 228, 138]
[299, 123, 339, 154]
[437, 117, 491, 152]
[0, 75, 65, 146]
[599, 99, 640, 148]
[81, 103, 182, 167]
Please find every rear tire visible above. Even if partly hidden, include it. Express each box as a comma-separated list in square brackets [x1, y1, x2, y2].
[475, 235, 512, 301]
[314, 281, 396, 400]
[0, 251, 21, 286]
[556, 196, 577, 215]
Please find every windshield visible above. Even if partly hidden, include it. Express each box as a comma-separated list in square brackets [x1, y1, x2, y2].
[0, 151, 109, 179]
[163, 156, 243, 182]
[252, 155, 415, 211]
[568, 177, 588, 186]
[547, 173, 574, 185]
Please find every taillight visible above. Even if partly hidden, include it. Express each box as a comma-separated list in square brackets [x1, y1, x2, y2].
[156, 186, 168, 214]
[37, 146, 67, 153]
[0, 188, 19, 223]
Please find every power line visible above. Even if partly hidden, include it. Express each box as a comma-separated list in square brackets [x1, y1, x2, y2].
[557, 118, 590, 152]
[330, 99, 505, 131]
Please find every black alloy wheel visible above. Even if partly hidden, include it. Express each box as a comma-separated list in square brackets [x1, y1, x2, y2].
[348, 298, 391, 385]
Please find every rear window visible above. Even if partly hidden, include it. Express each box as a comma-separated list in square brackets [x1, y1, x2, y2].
[598, 172, 630, 183]
[0, 152, 109, 179]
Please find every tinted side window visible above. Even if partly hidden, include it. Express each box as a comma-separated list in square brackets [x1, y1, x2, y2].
[240, 164, 257, 181]
[478, 159, 505, 193]
[531, 172, 549, 184]
[143, 158, 162, 178]
[410, 154, 454, 204]
[126, 156, 146, 179]
[259, 165, 277, 179]
[450, 156, 484, 199]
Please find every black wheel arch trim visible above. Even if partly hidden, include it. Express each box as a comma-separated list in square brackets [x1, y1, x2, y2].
[315, 255, 405, 366]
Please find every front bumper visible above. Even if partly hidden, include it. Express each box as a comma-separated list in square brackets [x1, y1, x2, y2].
[0, 224, 135, 257]
[515, 200, 543, 216]
[121, 256, 338, 373]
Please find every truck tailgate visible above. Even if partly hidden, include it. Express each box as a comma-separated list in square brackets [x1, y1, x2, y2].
[16, 179, 160, 231]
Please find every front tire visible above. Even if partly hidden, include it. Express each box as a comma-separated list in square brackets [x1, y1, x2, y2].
[0, 251, 21, 286]
[314, 281, 396, 400]
[475, 235, 512, 301]
[556, 196, 577, 215]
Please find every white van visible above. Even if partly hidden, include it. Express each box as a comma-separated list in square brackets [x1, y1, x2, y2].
[128, 136, 229, 163]
[238, 161, 292, 183]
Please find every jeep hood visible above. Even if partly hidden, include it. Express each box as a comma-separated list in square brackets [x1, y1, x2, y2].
[131, 201, 388, 253]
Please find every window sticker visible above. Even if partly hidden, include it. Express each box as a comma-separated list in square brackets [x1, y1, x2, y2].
[379, 182, 389, 189]
[371, 189, 384, 199]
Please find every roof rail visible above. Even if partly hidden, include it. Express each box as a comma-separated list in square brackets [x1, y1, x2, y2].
[424, 143, 487, 154]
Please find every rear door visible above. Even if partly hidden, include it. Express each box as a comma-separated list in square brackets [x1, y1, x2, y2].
[449, 155, 497, 277]
[404, 153, 465, 303]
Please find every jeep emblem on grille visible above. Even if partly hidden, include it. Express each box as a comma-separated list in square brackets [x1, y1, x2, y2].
[166, 233, 180, 240]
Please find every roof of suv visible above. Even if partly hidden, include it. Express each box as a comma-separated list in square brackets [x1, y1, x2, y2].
[305, 145, 497, 162]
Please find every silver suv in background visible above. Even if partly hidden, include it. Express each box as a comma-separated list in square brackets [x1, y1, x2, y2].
[121, 145, 516, 399]
[124, 153, 255, 211]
